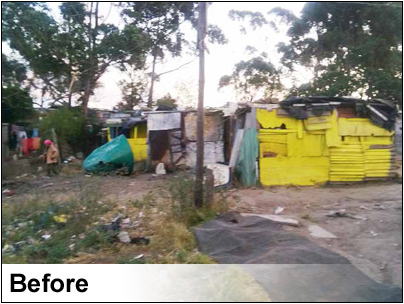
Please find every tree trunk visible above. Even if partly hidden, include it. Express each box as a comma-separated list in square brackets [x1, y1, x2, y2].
[83, 78, 91, 118]
[147, 53, 157, 108]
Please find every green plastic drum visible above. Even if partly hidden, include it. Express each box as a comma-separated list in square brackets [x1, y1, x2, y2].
[83, 135, 134, 174]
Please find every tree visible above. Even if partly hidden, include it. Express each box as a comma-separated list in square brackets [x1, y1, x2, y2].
[115, 68, 148, 111]
[39, 107, 86, 153]
[1, 54, 35, 123]
[219, 54, 283, 103]
[270, 2, 403, 103]
[2, 2, 71, 107]
[2, 2, 151, 116]
[156, 94, 177, 109]
[122, 2, 227, 107]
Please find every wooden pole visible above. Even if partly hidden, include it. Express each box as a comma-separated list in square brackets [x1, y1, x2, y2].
[194, 2, 207, 208]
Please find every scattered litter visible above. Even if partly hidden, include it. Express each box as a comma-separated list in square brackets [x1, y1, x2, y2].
[308, 225, 338, 239]
[27, 237, 36, 245]
[2, 244, 13, 254]
[2, 189, 15, 196]
[13, 241, 25, 251]
[327, 209, 367, 221]
[69, 244, 75, 250]
[327, 209, 347, 217]
[39, 183, 54, 189]
[131, 237, 150, 245]
[41, 234, 51, 240]
[76, 152, 84, 159]
[78, 233, 85, 240]
[370, 231, 378, 237]
[120, 218, 131, 229]
[53, 214, 68, 223]
[374, 204, 386, 210]
[118, 231, 131, 243]
[349, 214, 367, 221]
[135, 254, 144, 259]
[85, 174, 92, 177]
[155, 163, 166, 175]
[138, 212, 144, 218]
[37, 166, 43, 172]
[274, 206, 284, 215]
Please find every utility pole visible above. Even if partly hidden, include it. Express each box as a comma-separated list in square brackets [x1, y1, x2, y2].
[194, 2, 207, 208]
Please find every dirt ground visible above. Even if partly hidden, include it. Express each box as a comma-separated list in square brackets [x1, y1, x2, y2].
[228, 183, 403, 288]
[2, 167, 402, 288]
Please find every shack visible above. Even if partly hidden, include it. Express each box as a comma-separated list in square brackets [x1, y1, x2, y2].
[106, 116, 148, 164]
[235, 97, 398, 186]
[145, 111, 184, 169]
[183, 110, 225, 167]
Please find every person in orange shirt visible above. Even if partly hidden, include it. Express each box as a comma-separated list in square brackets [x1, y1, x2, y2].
[41, 139, 60, 176]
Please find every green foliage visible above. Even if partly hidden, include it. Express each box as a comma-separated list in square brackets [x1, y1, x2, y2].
[122, 2, 227, 106]
[122, 2, 199, 59]
[2, 2, 151, 111]
[164, 173, 228, 228]
[115, 68, 147, 111]
[270, 2, 403, 103]
[229, 10, 268, 30]
[1, 54, 27, 86]
[2, 86, 35, 123]
[219, 55, 283, 102]
[156, 94, 178, 109]
[2, 53, 34, 123]
[39, 107, 85, 150]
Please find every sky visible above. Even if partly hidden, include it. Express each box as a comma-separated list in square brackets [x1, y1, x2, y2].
[14, 2, 310, 110]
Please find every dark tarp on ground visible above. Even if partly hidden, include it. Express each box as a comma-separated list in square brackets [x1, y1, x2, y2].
[194, 212, 349, 264]
[280, 96, 397, 131]
[83, 134, 134, 174]
[194, 212, 402, 302]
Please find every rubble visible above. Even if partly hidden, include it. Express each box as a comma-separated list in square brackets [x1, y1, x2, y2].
[274, 206, 284, 215]
[118, 231, 131, 243]
[308, 225, 338, 239]
[327, 209, 367, 221]
[241, 213, 300, 227]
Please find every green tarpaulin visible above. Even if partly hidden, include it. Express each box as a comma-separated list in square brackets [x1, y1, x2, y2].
[236, 128, 259, 186]
[83, 135, 134, 174]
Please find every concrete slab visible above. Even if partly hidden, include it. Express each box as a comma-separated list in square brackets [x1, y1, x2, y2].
[241, 213, 300, 227]
[308, 224, 337, 238]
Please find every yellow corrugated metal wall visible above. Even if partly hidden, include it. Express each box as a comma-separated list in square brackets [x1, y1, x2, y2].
[107, 125, 147, 162]
[257, 109, 395, 186]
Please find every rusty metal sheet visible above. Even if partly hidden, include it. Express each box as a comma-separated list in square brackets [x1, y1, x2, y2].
[184, 112, 223, 142]
[147, 112, 181, 131]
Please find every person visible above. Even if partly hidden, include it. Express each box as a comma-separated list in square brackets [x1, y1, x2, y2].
[16, 128, 27, 157]
[41, 139, 60, 176]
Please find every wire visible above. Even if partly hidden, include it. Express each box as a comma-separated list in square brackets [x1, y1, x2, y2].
[99, 3, 113, 26]
[334, 1, 402, 8]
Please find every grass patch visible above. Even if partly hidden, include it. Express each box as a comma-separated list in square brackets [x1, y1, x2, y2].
[2, 181, 117, 263]
[2, 172, 228, 264]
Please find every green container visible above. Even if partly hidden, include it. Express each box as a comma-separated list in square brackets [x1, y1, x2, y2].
[83, 135, 134, 174]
